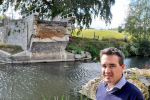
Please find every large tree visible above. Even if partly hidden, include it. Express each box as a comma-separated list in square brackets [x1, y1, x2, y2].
[125, 0, 150, 55]
[0, 0, 115, 28]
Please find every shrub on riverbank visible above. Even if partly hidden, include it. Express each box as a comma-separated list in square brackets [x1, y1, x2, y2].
[66, 36, 130, 60]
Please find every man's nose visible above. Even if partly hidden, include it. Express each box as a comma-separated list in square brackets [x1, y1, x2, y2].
[105, 67, 111, 73]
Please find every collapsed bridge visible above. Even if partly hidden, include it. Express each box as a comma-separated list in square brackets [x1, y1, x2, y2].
[0, 13, 75, 63]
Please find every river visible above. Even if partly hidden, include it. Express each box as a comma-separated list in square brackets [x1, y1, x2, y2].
[0, 56, 150, 100]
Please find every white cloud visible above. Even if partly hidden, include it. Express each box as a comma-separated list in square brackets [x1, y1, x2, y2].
[90, 0, 130, 29]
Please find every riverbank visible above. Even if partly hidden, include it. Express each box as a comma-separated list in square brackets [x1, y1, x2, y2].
[0, 36, 130, 62]
[66, 36, 130, 60]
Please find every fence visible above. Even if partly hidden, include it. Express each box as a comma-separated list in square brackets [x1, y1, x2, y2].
[76, 32, 128, 42]
[80, 32, 99, 40]
[93, 32, 99, 40]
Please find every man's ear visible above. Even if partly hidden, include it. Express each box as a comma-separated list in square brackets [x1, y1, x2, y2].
[121, 64, 125, 71]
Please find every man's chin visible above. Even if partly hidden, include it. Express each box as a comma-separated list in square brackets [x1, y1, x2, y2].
[104, 79, 112, 83]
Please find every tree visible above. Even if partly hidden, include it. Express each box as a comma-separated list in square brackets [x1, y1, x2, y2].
[0, 0, 115, 29]
[124, 0, 150, 55]
[118, 26, 123, 33]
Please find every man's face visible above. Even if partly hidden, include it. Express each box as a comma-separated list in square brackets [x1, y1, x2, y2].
[101, 54, 125, 85]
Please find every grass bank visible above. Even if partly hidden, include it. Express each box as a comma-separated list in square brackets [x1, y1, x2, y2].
[0, 42, 23, 55]
[66, 36, 130, 60]
[72, 29, 130, 40]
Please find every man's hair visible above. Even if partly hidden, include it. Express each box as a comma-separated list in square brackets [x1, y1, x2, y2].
[100, 47, 125, 66]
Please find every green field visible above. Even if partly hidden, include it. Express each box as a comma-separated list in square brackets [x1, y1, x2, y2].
[73, 29, 129, 39]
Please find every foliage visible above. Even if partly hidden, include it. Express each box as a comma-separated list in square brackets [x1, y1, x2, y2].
[66, 37, 129, 60]
[0, 0, 115, 30]
[0, 42, 23, 55]
[118, 26, 123, 33]
[129, 38, 150, 55]
[131, 76, 138, 80]
[0, 14, 4, 20]
[124, 0, 150, 56]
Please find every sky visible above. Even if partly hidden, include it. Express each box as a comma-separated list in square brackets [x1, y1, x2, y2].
[90, 0, 130, 29]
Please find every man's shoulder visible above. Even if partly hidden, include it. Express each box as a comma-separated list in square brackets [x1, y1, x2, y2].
[96, 81, 105, 93]
[124, 81, 141, 92]
[113, 81, 144, 100]
[122, 81, 144, 97]
[96, 81, 144, 100]
[97, 81, 104, 89]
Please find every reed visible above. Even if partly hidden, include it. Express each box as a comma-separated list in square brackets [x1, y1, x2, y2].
[42, 95, 89, 100]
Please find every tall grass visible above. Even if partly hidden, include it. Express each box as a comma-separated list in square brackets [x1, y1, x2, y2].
[42, 95, 89, 100]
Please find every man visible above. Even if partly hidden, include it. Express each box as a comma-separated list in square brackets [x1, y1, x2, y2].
[96, 47, 144, 100]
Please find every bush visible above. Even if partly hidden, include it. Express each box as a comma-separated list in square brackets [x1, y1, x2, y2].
[66, 37, 129, 60]
[129, 38, 150, 56]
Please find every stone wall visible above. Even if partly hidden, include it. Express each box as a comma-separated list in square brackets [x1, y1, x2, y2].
[0, 27, 8, 43]
[0, 13, 38, 51]
[0, 13, 72, 52]
[31, 41, 67, 53]
[0, 13, 77, 63]
[36, 24, 66, 39]
[24, 13, 38, 50]
[7, 19, 27, 50]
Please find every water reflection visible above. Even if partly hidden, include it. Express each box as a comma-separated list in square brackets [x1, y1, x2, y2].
[0, 56, 149, 100]
[125, 56, 150, 69]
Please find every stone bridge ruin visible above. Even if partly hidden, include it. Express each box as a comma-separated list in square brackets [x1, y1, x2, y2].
[0, 13, 76, 63]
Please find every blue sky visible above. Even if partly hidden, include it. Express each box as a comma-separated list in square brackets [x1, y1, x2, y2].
[90, 0, 130, 29]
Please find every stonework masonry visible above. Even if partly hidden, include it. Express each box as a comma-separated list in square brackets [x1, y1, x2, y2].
[0, 26, 8, 43]
[0, 13, 77, 63]
[7, 19, 27, 50]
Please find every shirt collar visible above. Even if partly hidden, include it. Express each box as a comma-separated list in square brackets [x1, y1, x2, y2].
[103, 74, 127, 92]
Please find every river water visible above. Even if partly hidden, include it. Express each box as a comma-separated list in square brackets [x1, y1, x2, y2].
[0, 56, 150, 100]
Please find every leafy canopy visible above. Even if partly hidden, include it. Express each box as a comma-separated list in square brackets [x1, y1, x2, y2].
[0, 0, 115, 28]
[124, 0, 150, 55]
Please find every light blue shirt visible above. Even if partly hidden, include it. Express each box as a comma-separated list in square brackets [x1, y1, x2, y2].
[103, 74, 127, 94]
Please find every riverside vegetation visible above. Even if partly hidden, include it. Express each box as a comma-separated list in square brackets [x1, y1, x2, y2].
[0, 42, 23, 55]
[66, 36, 130, 61]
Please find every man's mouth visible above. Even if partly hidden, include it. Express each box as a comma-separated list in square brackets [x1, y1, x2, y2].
[104, 75, 113, 78]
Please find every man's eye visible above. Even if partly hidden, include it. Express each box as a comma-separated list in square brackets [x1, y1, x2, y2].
[110, 65, 115, 67]
[102, 66, 106, 68]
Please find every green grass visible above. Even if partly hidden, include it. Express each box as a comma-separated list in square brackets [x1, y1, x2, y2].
[0, 42, 23, 55]
[72, 29, 130, 39]
[131, 76, 138, 80]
